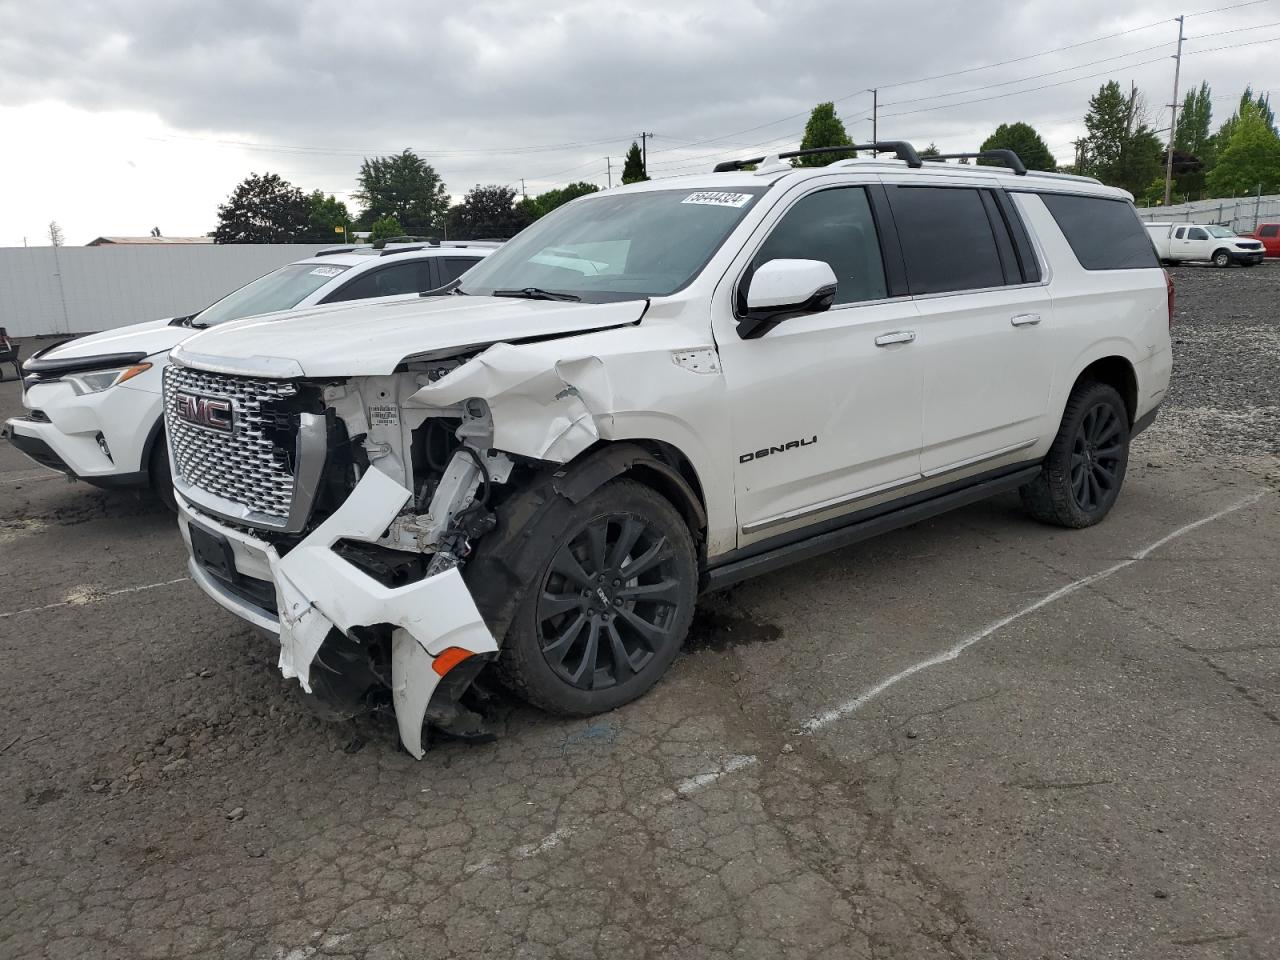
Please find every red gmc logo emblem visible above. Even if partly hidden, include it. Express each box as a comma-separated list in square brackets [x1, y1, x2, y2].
[174, 393, 234, 432]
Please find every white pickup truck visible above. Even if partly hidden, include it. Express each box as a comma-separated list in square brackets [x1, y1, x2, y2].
[1144, 222, 1265, 267]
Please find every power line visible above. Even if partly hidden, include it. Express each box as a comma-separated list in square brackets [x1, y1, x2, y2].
[877, 40, 1176, 108]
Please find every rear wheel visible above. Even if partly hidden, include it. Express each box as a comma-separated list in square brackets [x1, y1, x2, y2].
[499, 479, 697, 716]
[1212, 249, 1231, 268]
[1020, 381, 1130, 528]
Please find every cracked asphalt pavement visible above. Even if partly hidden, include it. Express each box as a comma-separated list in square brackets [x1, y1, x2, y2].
[2, 264, 1278, 959]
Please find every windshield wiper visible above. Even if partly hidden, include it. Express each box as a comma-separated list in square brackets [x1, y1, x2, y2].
[492, 287, 581, 302]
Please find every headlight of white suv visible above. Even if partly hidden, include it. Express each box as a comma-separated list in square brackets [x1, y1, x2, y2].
[65, 362, 153, 395]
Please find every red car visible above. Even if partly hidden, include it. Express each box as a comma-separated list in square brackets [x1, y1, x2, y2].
[1248, 223, 1280, 257]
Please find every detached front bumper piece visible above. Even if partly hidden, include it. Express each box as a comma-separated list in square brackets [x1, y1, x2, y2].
[177, 469, 498, 758]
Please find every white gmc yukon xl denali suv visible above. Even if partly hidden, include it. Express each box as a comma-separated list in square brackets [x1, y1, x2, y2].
[165, 143, 1173, 756]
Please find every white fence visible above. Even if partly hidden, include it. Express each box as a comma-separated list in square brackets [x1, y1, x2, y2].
[1137, 194, 1280, 233]
[0, 244, 328, 337]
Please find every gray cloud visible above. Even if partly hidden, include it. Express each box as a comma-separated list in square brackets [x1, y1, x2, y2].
[2, 0, 1274, 197]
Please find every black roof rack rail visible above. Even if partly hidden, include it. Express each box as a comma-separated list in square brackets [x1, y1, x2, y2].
[713, 141, 923, 173]
[379, 245, 429, 256]
[923, 149, 1028, 175]
[314, 246, 359, 256]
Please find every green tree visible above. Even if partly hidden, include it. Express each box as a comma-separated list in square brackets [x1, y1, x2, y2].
[445, 184, 532, 240]
[793, 102, 854, 167]
[1206, 99, 1280, 196]
[520, 181, 601, 221]
[1170, 81, 1214, 196]
[214, 172, 309, 243]
[920, 142, 941, 159]
[368, 215, 404, 243]
[979, 122, 1056, 171]
[621, 142, 647, 183]
[305, 191, 351, 242]
[354, 149, 449, 235]
[1081, 81, 1163, 195]
[1210, 87, 1276, 163]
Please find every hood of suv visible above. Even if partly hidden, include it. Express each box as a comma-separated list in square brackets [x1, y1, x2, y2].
[36, 317, 189, 363]
[171, 294, 648, 377]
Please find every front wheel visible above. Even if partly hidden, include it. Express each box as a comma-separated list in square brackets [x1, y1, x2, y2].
[149, 438, 177, 512]
[1020, 381, 1130, 528]
[498, 479, 698, 716]
[1212, 249, 1231, 268]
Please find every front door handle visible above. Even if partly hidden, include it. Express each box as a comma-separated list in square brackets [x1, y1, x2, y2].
[874, 330, 916, 346]
[1010, 313, 1042, 327]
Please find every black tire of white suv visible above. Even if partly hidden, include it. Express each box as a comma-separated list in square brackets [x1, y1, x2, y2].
[1020, 381, 1131, 529]
[149, 438, 177, 513]
[1212, 249, 1231, 268]
[497, 479, 698, 716]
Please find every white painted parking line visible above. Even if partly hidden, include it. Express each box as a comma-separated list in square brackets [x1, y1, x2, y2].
[0, 469, 63, 485]
[800, 490, 1268, 733]
[0, 577, 190, 620]
[463, 753, 759, 874]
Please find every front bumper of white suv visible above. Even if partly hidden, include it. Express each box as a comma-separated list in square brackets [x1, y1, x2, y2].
[4, 364, 164, 487]
[176, 467, 498, 759]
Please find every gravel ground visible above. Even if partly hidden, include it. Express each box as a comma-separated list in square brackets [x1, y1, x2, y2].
[1146, 262, 1280, 465]
[1, 266, 1277, 959]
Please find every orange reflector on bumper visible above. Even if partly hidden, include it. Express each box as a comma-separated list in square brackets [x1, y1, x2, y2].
[431, 646, 473, 677]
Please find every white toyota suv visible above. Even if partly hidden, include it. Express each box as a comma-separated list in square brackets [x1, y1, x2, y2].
[164, 143, 1173, 756]
[4, 241, 496, 504]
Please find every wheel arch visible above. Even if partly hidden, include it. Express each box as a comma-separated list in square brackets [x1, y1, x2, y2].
[1072, 355, 1138, 426]
[464, 440, 707, 642]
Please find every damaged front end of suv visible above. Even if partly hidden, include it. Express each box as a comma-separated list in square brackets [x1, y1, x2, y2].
[165, 307, 714, 757]
[166, 182, 768, 756]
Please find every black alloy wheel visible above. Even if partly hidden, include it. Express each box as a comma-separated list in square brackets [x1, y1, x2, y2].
[1020, 380, 1131, 529]
[496, 479, 698, 716]
[1069, 401, 1125, 512]
[537, 515, 680, 690]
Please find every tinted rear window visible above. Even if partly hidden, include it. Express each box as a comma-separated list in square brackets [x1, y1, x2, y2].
[1039, 193, 1159, 270]
[886, 186, 1006, 294]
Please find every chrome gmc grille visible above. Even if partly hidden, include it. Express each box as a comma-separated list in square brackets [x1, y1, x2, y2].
[163, 365, 300, 522]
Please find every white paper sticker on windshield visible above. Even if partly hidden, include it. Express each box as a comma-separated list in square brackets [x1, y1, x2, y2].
[682, 191, 752, 208]
[309, 265, 344, 278]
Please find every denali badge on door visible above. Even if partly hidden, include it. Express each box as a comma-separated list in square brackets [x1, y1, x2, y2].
[174, 393, 235, 432]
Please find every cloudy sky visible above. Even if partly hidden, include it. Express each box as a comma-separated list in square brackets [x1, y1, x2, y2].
[1, 0, 1275, 246]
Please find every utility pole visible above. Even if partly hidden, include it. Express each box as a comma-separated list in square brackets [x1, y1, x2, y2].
[1163, 15, 1185, 207]
[870, 89, 878, 155]
[520, 178, 527, 200]
[638, 132, 652, 177]
[606, 157, 612, 189]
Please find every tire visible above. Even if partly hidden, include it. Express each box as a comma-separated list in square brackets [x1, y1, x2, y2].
[1020, 381, 1130, 529]
[1212, 249, 1231, 268]
[498, 479, 697, 716]
[149, 437, 177, 512]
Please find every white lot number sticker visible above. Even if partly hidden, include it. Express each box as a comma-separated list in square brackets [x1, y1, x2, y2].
[368, 403, 400, 428]
[682, 191, 752, 208]
[309, 265, 344, 278]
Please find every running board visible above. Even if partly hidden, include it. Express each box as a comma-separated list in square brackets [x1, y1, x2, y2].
[702, 464, 1042, 592]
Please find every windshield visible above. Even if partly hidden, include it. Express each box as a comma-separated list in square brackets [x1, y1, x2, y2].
[1206, 226, 1237, 238]
[458, 187, 766, 302]
[193, 262, 350, 326]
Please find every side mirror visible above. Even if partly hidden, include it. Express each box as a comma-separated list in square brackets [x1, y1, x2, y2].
[739, 258, 838, 339]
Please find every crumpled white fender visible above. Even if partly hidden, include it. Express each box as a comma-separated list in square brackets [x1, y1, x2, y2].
[268, 468, 497, 758]
[407, 343, 614, 462]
